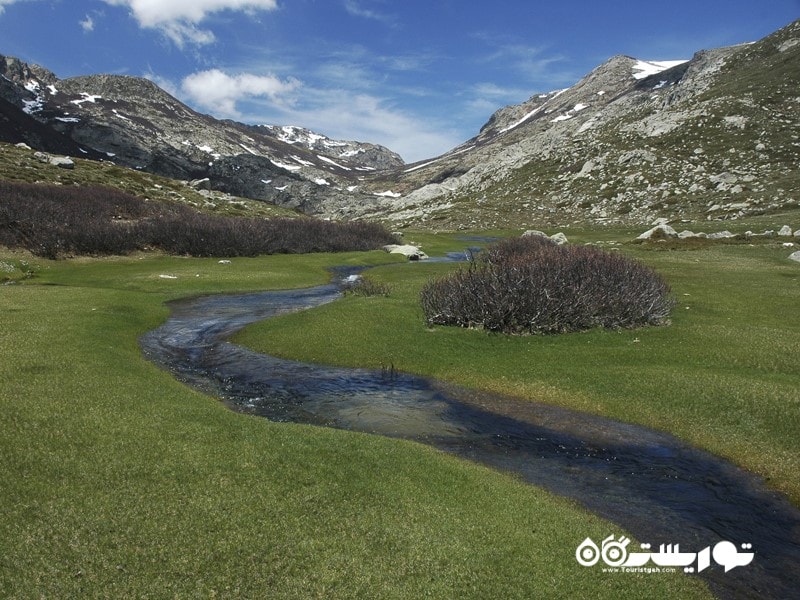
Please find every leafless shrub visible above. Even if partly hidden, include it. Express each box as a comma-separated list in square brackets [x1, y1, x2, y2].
[0, 181, 396, 258]
[420, 236, 674, 334]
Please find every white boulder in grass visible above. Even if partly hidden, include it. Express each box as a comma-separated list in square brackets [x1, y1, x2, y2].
[707, 230, 736, 240]
[778, 225, 793, 236]
[522, 230, 548, 239]
[637, 224, 678, 240]
[789, 251, 800, 263]
[383, 244, 428, 261]
[521, 230, 568, 245]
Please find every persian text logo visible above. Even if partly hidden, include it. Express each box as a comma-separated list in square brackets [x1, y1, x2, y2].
[575, 535, 754, 574]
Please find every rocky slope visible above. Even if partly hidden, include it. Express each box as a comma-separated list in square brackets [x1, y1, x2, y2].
[359, 19, 800, 229]
[0, 57, 403, 216]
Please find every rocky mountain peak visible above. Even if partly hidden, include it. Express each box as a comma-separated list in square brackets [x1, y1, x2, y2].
[1, 55, 57, 87]
[0, 55, 409, 216]
[355, 18, 799, 229]
[258, 124, 404, 171]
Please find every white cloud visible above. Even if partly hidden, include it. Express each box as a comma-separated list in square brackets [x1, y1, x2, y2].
[102, 0, 278, 46]
[0, 0, 38, 14]
[173, 67, 459, 161]
[181, 69, 301, 117]
[343, 0, 395, 26]
[290, 92, 461, 162]
[80, 15, 95, 32]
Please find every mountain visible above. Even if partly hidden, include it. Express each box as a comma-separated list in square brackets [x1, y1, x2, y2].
[359, 18, 800, 229]
[0, 56, 403, 216]
[2, 18, 799, 229]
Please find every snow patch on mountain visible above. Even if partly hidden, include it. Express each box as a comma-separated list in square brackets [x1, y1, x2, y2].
[270, 159, 302, 172]
[70, 92, 102, 105]
[318, 155, 350, 170]
[632, 59, 688, 79]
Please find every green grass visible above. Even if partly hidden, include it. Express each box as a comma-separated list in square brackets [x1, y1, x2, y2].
[235, 236, 800, 506]
[0, 248, 710, 598]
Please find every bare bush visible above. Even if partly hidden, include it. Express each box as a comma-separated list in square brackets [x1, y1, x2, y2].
[420, 236, 674, 334]
[343, 276, 391, 297]
[0, 181, 396, 258]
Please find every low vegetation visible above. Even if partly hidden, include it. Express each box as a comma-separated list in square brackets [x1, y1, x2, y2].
[0, 249, 709, 598]
[343, 274, 392, 297]
[0, 180, 397, 258]
[420, 235, 674, 334]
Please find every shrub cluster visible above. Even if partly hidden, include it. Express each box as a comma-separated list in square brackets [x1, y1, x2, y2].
[420, 236, 674, 334]
[0, 181, 396, 258]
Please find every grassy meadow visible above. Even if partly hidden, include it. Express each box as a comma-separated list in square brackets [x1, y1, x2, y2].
[0, 247, 713, 598]
[235, 226, 800, 506]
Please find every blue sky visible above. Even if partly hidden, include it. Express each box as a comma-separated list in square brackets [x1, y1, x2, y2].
[1, 1, 797, 161]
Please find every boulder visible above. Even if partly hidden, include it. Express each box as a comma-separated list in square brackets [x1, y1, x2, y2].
[522, 229, 548, 239]
[778, 225, 793, 236]
[383, 244, 428, 261]
[32, 151, 74, 169]
[50, 156, 74, 169]
[707, 230, 735, 240]
[637, 224, 677, 240]
[789, 251, 800, 263]
[549, 232, 569, 245]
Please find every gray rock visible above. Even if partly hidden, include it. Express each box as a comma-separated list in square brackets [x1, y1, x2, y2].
[383, 244, 428, 261]
[189, 178, 211, 189]
[637, 224, 677, 240]
[677, 230, 699, 239]
[794, 230, 800, 238]
[707, 230, 736, 239]
[789, 251, 800, 263]
[710, 172, 738, 185]
[550, 232, 569, 245]
[32, 151, 74, 169]
[778, 225, 793, 236]
[522, 230, 548, 239]
[14, 142, 31, 150]
[49, 156, 74, 169]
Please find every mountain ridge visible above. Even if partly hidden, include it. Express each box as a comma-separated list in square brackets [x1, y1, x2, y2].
[0, 57, 404, 217]
[2, 17, 798, 229]
[360, 19, 799, 229]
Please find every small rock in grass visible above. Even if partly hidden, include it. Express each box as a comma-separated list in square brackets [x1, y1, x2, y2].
[637, 224, 677, 240]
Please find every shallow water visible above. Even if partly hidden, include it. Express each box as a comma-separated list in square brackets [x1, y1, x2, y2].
[140, 267, 800, 599]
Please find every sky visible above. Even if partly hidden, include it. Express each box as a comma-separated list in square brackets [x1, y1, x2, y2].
[0, 1, 798, 162]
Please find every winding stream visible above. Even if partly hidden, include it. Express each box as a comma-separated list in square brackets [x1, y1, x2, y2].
[140, 266, 800, 599]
